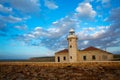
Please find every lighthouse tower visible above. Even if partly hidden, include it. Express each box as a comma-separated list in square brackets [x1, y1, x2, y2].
[67, 29, 78, 62]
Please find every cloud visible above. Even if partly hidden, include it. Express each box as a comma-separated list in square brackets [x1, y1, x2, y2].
[17, 16, 78, 50]
[9, 0, 40, 14]
[96, 0, 110, 8]
[105, 8, 120, 37]
[96, 0, 110, 4]
[44, 0, 58, 9]
[0, 0, 40, 33]
[102, 0, 110, 4]
[0, 15, 25, 32]
[75, 2, 96, 20]
[102, 0, 110, 8]
[19, 14, 117, 51]
[0, 22, 6, 30]
[0, 4, 12, 13]
[15, 1, 113, 51]
[14, 24, 27, 30]
[84, 0, 94, 2]
[0, 22, 8, 36]
[83, 40, 89, 45]
[13, 1, 120, 52]
[76, 25, 117, 49]
[31, 16, 77, 39]
[77, 26, 109, 40]
[0, 15, 22, 23]
[105, 8, 120, 46]
[77, 8, 120, 49]
[107, 8, 120, 23]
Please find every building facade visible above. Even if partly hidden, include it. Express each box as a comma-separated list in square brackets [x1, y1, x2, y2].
[55, 29, 113, 62]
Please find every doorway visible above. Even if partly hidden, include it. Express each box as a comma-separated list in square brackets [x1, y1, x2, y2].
[58, 57, 60, 62]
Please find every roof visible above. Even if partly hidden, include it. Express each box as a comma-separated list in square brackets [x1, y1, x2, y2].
[55, 46, 112, 55]
[82, 46, 112, 54]
[55, 49, 68, 54]
[83, 46, 100, 51]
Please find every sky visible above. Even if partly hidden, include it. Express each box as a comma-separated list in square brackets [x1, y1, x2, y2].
[0, 0, 120, 59]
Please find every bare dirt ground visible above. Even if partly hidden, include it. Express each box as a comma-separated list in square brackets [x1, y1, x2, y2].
[0, 62, 120, 80]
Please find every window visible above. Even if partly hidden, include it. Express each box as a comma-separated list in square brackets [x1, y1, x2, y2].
[58, 57, 60, 62]
[92, 55, 96, 60]
[70, 56, 72, 59]
[63, 56, 66, 60]
[70, 33, 74, 35]
[70, 45, 72, 48]
[83, 56, 86, 60]
[70, 39, 72, 42]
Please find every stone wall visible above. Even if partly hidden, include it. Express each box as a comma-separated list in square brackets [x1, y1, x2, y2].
[55, 53, 68, 62]
[78, 50, 113, 61]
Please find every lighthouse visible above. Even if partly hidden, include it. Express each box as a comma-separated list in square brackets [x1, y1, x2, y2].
[67, 29, 78, 62]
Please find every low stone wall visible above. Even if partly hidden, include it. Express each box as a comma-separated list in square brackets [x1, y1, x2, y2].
[0, 61, 120, 67]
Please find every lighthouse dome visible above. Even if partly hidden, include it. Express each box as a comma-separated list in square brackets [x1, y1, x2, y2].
[69, 28, 75, 33]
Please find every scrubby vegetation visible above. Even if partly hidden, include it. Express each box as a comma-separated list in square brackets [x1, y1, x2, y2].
[29, 56, 55, 62]
[0, 62, 120, 80]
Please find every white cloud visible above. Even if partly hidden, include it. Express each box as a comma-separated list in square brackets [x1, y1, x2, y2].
[77, 25, 109, 40]
[32, 27, 50, 38]
[7, 0, 40, 13]
[14, 24, 27, 30]
[83, 27, 95, 31]
[97, 0, 111, 8]
[18, 16, 78, 50]
[27, 34, 35, 38]
[83, 40, 89, 45]
[75, 2, 96, 20]
[34, 27, 43, 31]
[14, 1, 120, 51]
[0, 15, 22, 23]
[44, 0, 58, 9]
[52, 21, 58, 25]
[102, 0, 110, 4]
[98, 26, 109, 30]
[0, 4, 12, 13]
[92, 29, 106, 38]
[84, 0, 94, 2]
[48, 28, 59, 33]
[106, 8, 120, 37]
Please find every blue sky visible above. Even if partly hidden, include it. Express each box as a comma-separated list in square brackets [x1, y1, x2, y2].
[0, 0, 120, 59]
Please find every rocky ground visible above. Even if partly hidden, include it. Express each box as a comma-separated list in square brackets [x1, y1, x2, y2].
[0, 62, 120, 80]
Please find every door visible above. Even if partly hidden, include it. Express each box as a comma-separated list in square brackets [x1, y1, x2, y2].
[58, 57, 60, 62]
